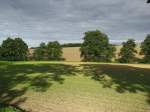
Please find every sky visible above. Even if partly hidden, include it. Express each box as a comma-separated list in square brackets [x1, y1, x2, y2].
[0, 0, 150, 47]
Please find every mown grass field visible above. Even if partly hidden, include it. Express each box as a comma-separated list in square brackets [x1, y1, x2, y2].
[0, 61, 150, 112]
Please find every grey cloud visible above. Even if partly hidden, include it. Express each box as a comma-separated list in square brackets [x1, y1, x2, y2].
[0, 0, 150, 47]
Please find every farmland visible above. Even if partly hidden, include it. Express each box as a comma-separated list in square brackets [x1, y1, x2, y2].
[62, 47, 82, 61]
[0, 61, 150, 112]
[62, 45, 142, 61]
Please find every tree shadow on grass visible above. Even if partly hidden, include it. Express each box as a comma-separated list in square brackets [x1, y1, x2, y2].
[81, 64, 150, 104]
[0, 62, 78, 105]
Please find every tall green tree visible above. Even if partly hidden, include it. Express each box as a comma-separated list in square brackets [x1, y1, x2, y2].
[33, 42, 48, 60]
[80, 30, 115, 62]
[118, 39, 137, 63]
[140, 34, 150, 63]
[33, 41, 62, 61]
[0, 46, 2, 60]
[0, 37, 28, 61]
[47, 41, 62, 60]
[14, 38, 29, 60]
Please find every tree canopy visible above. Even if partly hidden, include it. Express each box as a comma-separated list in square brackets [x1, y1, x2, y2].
[0, 37, 28, 61]
[33, 41, 63, 61]
[33, 42, 47, 60]
[80, 30, 115, 62]
[118, 39, 137, 63]
[47, 41, 62, 60]
[140, 34, 150, 63]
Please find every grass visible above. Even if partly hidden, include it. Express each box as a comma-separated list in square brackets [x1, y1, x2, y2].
[0, 61, 150, 112]
[0, 104, 22, 112]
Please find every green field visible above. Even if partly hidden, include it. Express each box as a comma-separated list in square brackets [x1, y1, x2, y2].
[0, 104, 22, 112]
[0, 62, 150, 112]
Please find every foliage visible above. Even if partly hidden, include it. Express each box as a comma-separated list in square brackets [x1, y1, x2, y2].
[140, 34, 150, 63]
[33, 42, 48, 60]
[61, 43, 82, 47]
[47, 41, 62, 60]
[33, 41, 62, 60]
[0, 47, 2, 60]
[0, 37, 28, 61]
[80, 30, 116, 62]
[118, 39, 137, 63]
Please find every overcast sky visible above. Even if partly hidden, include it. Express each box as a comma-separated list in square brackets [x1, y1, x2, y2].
[0, 0, 150, 47]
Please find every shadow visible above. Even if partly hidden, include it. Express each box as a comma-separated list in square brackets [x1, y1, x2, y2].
[1, 62, 150, 108]
[0, 62, 78, 105]
[0, 103, 26, 112]
[82, 64, 150, 103]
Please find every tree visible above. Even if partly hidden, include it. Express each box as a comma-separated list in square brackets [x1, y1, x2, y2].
[47, 41, 62, 60]
[80, 30, 116, 62]
[33, 41, 63, 61]
[118, 39, 137, 63]
[33, 42, 48, 60]
[0, 46, 2, 60]
[0, 37, 28, 61]
[14, 38, 28, 60]
[140, 34, 150, 63]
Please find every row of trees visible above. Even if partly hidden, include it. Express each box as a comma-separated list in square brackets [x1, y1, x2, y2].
[80, 30, 150, 63]
[0, 38, 63, 61]
[0, 30, 149, 63]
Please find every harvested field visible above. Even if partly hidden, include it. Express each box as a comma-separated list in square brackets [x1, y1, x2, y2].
[62, 47, 82, 61]
[62, 45, 143, 62]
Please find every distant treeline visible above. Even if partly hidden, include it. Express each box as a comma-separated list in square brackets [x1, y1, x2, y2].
[61, 43, 82, 47]
[0, 30, 150, 63]
[30, 43, 81, 48]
